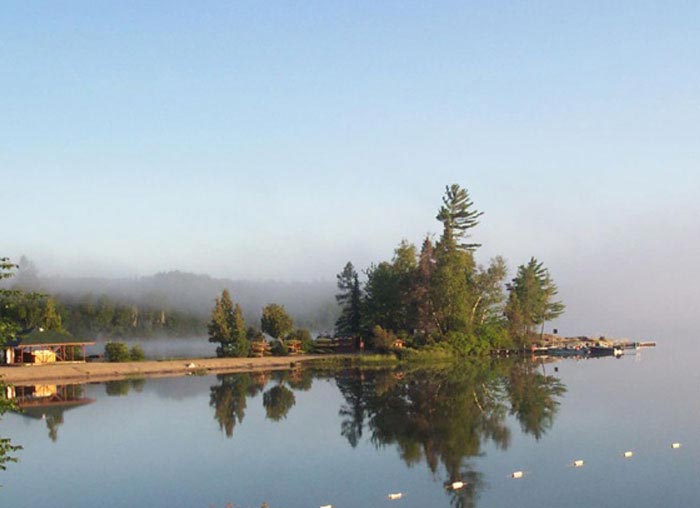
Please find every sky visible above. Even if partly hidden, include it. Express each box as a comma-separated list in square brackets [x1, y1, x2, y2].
[1, 1, 699, 337]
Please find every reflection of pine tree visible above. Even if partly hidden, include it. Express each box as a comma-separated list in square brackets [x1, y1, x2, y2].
[336, 369, 371, 448]
[506, 361, 566, 440]
[209, 374, 254, 438]
[335, 360, 565, 508]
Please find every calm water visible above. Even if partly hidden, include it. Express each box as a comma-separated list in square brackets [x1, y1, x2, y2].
[1, 339, 698, 508]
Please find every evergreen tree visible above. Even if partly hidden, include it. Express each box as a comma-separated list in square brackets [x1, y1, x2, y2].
[208, 289, 249, 357]
[436, 184, 484, 251]
[414, 236, 437, 335]
[431, 185, 482, 336]
[505, 258, 565, 346]
[335, 262, 362, 338]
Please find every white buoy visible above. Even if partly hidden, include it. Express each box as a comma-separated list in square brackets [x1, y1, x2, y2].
[387, 493, 403, 500]
[623, 451, 634, 458]
[511, 471, 524, 479]
[451, 481, 465, 490]
[573, 460, 584, 468]
[671, 442, 681, 449]
[320, 505, 333, 508]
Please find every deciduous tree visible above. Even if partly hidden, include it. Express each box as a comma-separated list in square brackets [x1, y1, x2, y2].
[261, 303, 294, 340]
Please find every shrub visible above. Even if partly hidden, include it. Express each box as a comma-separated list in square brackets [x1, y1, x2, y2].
[104, 342, 131, 362]
[445, 331, 488, 356]
[372, 326, 396, 354]
[271, 340, 289, 356]
[130, 345, 145, 361]
[288, 328, 313, 353]
[475, 322, 513, 350]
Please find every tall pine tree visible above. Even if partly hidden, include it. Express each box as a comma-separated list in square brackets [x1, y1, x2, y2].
[208, 289, 249, 357]
[335, 262, 362, 339]
[431, 184, 482, 336]
[505, 258, 565, 346]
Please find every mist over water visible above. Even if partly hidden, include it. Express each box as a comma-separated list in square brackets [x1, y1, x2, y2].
[90, 337, 215, 360]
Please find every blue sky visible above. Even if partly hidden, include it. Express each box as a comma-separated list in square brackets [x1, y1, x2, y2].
[1, 1, 699, 335]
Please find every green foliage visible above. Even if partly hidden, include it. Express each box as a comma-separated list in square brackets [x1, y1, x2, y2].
[58, 293, 205, 340]
[371, 325, 397, 354]
[444, 331, 489, 356]
[271, 340, 289, 356]
[129, 344, 145, 361]
[436, 183, 484, 251]
[0, 258, 68, 344]
[0, 258, 20, 344]
[505, 258, 565, 346]
[246, 326, 264, 342]
[471, 256, 508, 326]
[208, 290, 250, 358]
[104, 341, 131, 362]
[475, 321, 513, 350]
[335, 360, 566, 504]
[209, 373, 263, 438]
[262, 385, 296, 421]
[0, 382, 22, 471]
[363, 241, 418, 334]
[335, 262, 362, 338]
[414, 236, 437, 335]
[105, 379, 131, 396]
[260, 303, 294, 340]
[288, 327, 312, 352]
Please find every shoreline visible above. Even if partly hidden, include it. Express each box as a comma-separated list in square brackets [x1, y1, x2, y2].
[0, 355, 327, 386]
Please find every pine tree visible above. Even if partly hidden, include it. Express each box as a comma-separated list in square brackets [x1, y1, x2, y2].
[431, 185, 481, 336]
[505, 258, 565, 346]
[335, 262, 362, 338]
[208, 289, 249, 357]
[414, 236, 437, 334]
[436, 183, 484, 251]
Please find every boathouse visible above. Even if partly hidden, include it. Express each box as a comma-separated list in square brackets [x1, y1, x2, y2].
[3, 328, 95, 365]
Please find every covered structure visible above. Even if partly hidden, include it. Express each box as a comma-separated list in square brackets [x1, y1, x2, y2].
[3, 328, 95, 365]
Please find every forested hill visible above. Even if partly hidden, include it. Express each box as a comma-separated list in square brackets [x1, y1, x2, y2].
[9, 269, 339, 337]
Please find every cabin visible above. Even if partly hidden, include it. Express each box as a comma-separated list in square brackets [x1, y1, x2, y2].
[2, 328, 95, 365]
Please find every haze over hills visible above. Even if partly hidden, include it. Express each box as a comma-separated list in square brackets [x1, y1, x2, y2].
[8, 261, 339, 335]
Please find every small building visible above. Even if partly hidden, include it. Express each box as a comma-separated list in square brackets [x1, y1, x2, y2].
[3, 328, 95, 365]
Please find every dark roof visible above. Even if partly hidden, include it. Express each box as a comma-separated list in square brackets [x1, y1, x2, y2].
[7, 328, 94, 347]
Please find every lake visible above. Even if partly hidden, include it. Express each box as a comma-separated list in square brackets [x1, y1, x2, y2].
[0, 338, 697, 508]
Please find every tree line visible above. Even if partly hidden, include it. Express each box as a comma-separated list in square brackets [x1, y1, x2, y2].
[207, 289, 312, 357]
[334, 183, 565, 354]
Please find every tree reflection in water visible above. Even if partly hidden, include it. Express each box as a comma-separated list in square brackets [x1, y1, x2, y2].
[207, 359, 565, 507]
[0, 384, 21, 474]
[336, 359, 565, 508]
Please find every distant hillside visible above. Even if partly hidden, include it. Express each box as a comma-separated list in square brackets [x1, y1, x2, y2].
[10, 269, 340, 335]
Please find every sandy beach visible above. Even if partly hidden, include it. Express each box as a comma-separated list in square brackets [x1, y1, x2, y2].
[0, 355, 324, 386]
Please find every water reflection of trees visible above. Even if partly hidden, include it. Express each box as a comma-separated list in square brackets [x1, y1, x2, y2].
[0, 386, 22, 473]
[207, 360, 565, 507]
[209, 368, 310, 437]
[336, 359, 565, 508]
